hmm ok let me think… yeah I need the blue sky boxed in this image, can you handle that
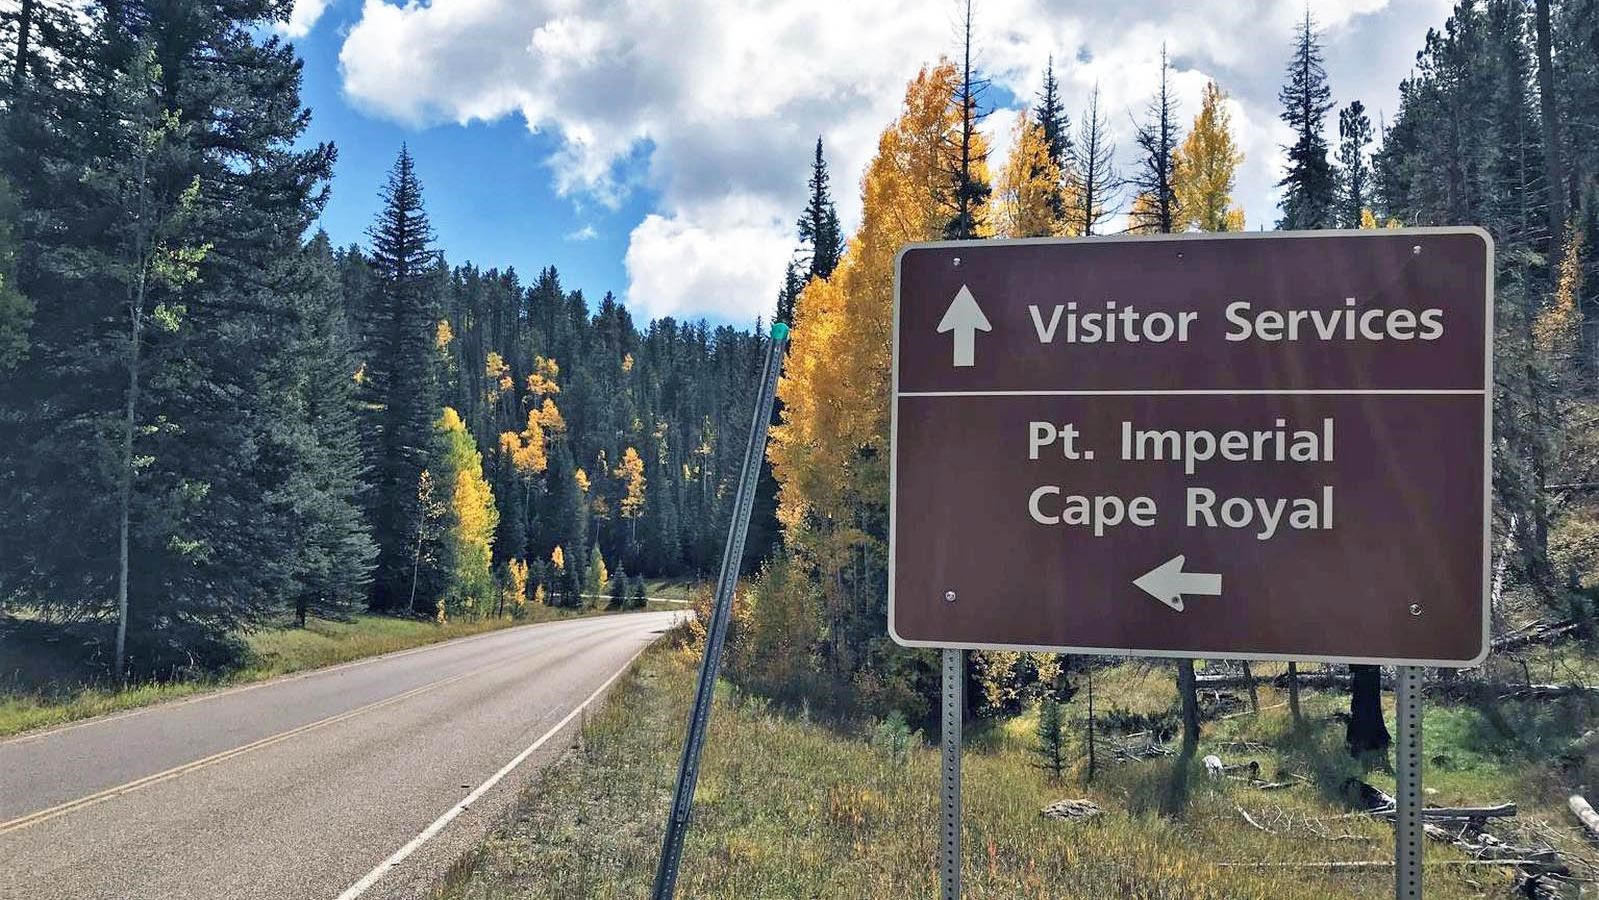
[286,0,1456,328]
[296,7,648,307]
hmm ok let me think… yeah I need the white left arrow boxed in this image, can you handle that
[936,284,992,368]
[1133,555,1223,613]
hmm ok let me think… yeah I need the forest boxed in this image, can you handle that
[745,0,1599,778]
[0,0,1596,776]
[0,0,782,680]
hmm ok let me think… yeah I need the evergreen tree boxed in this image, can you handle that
[1336,101,1374,227]
[775,259,804,326]
[1130,47,1182,234]
[0,0,341,677]
[608,564,629,610]
[630,574,647,610]
[364,146,444,613]
[1033,56,1072,223]
[1067,85,1119,236]
[0,178,29,369]
[943,0,991,240]
[1278,9,1338,229]
[796,137,843,281]
[1033,696,1066,779]
[264,234,379,627]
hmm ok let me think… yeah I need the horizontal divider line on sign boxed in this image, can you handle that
[896,388,1488,397]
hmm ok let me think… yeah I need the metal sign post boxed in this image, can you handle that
[650,322,789,900]
[941,647,963,900]
[1395,666,1424,899]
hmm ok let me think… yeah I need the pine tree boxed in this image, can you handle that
[1173,81,1245,232]
[265,233,379,628]
[0,0,341,677]
[796,137,843,281]
[364,146,444,613]
[608,564,629,610]
[943,0,991,240]
[630,574,647,609]
[1337,101,1374,228]
[0,178,29,369]
[1033,56,1073,224]
[1067,85,1119,236]
[775,259,804,326]
[1278,9,1338,229]
[1130,47,1182,234]
[1034,696,1066,779]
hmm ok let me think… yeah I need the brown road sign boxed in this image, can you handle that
[888,229,1493,666]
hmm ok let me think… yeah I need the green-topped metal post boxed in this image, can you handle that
[651,321,789,899]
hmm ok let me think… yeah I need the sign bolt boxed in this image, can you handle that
[952,257,961,267]
[1409,603,1423,616]
[1412,244,1423,255]
[944,590,957,603]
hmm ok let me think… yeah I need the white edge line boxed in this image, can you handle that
[896,389,1487,397]
[335,640,657,900]
[0,613,624,748]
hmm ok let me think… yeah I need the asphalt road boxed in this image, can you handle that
[0,611,681,899]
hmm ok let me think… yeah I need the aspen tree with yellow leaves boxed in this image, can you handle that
[1173,81,1246,232]
[772,60,973,715]
[993,112,1064,238]
[428,407,498,617]
[615,446,646,545]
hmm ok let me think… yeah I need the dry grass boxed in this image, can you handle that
[434,648,1541,900]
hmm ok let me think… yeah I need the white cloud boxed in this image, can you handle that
[338,0,1454,321]
[624,196,795,324]
[277,0,331,39]
[565,225,598,242]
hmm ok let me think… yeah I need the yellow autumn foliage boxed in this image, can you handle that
[502,557,529,611]
[993,111,1065,238]
[434,406,498,614]
[772,60,967,542]
[526,355,561,397]
[1173,82,1245,232]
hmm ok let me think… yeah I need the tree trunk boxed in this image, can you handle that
[1085,667,1096,782]
[11,0,34,87]
[1162,659,1200,816]
[295,596,307,628]
[1177,660,1200,755]
[115,313,141,683]
[1286,661,1302,724]
[1534,0,1566,247]
[1240,660,1260,713]
[1345,664,1392,767]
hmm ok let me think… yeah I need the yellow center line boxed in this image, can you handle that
[0,660,499,837]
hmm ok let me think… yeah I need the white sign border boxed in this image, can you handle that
[885,227,1495,668]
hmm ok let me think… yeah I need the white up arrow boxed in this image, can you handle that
[1133,555,1223,612]
[936,284,992,367]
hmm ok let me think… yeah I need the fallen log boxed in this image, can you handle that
[1496,683,1599,701]
[1373,802,1519,821]
[1570,794,1599,842]
[1193,671,1599,702]
[1492,620,1580,652]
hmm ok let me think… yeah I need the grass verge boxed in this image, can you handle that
[0,606,597,738]
[433,648,1549,899]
